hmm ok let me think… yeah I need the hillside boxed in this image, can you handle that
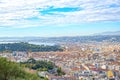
[0,42,63,52]
[0,57,41,80]
[96,31,120,35]
[0,35,120,44]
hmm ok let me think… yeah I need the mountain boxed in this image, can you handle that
[96,31,120,35]
[0,34,120,43]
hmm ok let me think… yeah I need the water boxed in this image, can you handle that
[28,42,55,46]
[0,41,55,46]
[0,42,18,44]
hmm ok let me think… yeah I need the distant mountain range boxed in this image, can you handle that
[96,31,120,35]
[0,35,120,43]
[0,31,120,43]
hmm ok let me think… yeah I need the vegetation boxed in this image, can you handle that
[0,57,43,80]
[21,58,55,71]
[0,42,63,52]
[0,57,65,80]
[57,67,65,76]
[21,58,65,76]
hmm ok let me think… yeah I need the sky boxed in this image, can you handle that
[0,0,120,37]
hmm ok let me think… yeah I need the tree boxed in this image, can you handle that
[0,42,63,52]
[57,67,65,76]
[0,57,43,80]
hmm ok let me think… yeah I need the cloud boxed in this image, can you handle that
[0,0,120,28]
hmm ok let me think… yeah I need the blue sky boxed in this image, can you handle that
[0,0,120,37]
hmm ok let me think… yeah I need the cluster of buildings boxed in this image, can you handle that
[0,51,29,62]
[29,50,120,80]
[0,42,120,80]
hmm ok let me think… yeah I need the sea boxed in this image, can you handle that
[0,41,55,46]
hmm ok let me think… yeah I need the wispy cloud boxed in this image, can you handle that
[0,0,120,28]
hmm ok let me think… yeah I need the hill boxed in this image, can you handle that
[0,42,63,52]
[0,57,41,80]
[96,31,120,36]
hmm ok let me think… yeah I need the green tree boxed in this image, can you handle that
[0,57,46,80]
[57,67,65,76]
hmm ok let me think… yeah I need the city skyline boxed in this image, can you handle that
[0,0,120,37]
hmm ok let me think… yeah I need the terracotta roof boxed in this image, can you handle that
[71,67,80,71]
